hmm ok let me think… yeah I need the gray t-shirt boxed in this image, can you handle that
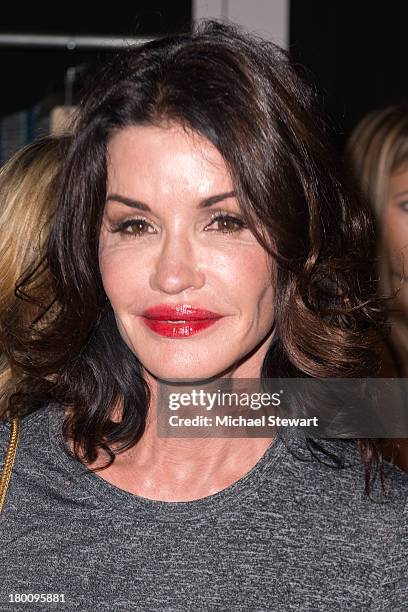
[0,403,407,611]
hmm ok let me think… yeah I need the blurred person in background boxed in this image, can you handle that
[348,104,408,470]
[0,135,70,418]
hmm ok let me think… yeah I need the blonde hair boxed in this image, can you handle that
[0,136,69,417]
[348,105,408,218]
[348,105,408,372]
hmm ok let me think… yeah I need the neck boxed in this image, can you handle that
[68,331,276,501]
[99,363,274,501]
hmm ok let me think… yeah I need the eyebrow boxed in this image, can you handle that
[392,190,408,199]
[105,191,237,211]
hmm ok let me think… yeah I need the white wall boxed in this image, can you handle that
[192,0,289,49]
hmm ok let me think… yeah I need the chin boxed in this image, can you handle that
[140,356,236,385]
[144,366,226,385]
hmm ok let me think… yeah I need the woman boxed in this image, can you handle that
[0,135,70,419]
[0,21,407,611]
[348,105,408,471]
[348,106,408,373]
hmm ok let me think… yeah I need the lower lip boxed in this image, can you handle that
[141,318,222,338]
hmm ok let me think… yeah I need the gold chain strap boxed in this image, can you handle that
[0,416,20,513]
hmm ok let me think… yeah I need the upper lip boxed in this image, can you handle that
[142,304,223,320]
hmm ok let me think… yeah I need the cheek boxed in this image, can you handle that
[227,248,274,314]
[98,245,148,308]
[382,208,408,273]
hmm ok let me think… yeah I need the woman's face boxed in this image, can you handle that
[99,123,275,382]
[382,164,408,311]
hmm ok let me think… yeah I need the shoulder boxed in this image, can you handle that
[369,483,408,609]
[281,436,408,526]
[318,439,408,606]
[279,437,408,601]
[328,439,408,510]
[285,436,408,488]
[0,405,55,463]
[0,416,12,461]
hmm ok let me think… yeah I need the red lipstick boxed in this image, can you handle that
[141,304,223,338]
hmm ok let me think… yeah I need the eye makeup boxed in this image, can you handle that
[105,209,248,239]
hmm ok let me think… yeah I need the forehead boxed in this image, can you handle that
[389,165,408,193]
[106,123,232,196]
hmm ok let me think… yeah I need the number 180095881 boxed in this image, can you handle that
[8,593,66,604]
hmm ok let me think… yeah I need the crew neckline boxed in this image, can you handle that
[47,403,285,522]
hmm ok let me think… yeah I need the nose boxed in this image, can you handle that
[149,231,205,295]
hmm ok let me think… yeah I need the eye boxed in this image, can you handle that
[205,212,247,234]
[109,218,156,238]
[399,201,408,212]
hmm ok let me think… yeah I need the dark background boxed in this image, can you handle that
[0,2,191,117]
[1,1,408,146]
[290,0,408,145]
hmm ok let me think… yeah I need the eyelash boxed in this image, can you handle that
[108,211,248,238]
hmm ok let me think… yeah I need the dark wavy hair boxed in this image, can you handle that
[4,20,389,495]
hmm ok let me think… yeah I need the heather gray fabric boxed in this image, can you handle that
[0,403,407,611]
